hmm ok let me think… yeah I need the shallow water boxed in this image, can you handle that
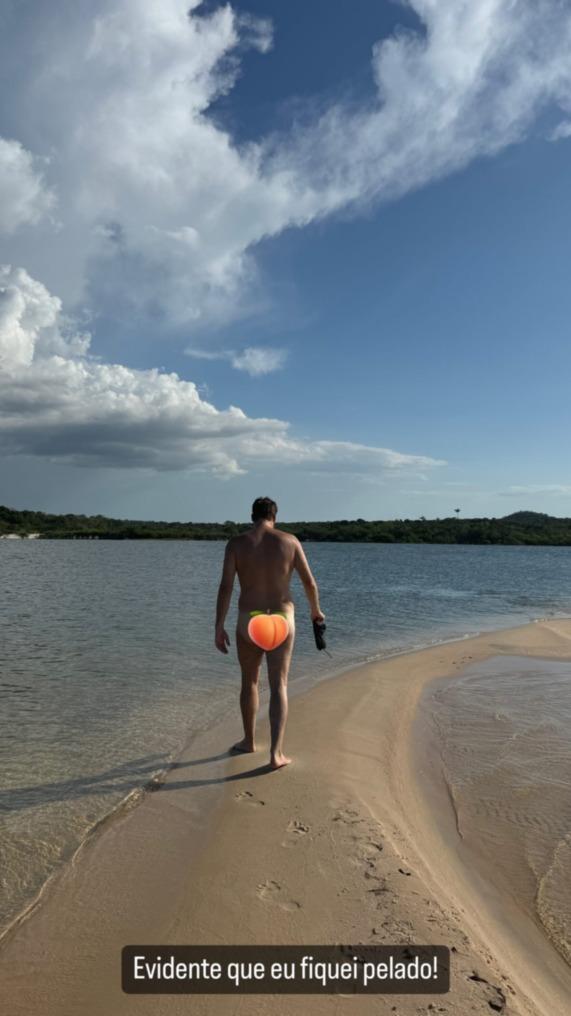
[2,539,571,934]
[427,655,571,966]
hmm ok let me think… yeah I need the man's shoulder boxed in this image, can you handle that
[228,527,298,550]
[274,528,299,548]
[227,532,246,550]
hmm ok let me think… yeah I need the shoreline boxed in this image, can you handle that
[3,611,559,944]
[2,618,571,1014]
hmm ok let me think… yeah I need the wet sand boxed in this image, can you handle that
[2,618,571,1015]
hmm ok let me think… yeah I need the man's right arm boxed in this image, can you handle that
[293,538,324,621]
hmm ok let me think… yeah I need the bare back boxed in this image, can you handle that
[233,526,297,613]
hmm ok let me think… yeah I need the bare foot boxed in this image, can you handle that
[231,739,256,754]
[270,753,292,770]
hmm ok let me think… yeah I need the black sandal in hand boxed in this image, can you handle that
[312,619,330,655]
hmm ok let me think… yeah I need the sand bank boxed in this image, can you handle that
[2,618,571,1016]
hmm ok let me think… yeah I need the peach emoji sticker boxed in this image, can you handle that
[247,611,289,650]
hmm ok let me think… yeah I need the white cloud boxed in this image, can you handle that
[549,120,571,141]
[0,265,445,477]
[0,138,56,234]
[3,1,570,488]
[231,346,287,376]
[0,265,90,370]
[231,434,445,472]
[272,0,571,214]
[185,345,287,376]
[2,1,571,330]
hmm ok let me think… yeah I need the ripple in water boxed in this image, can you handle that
[428,655,571,965]
[2,540,571,935]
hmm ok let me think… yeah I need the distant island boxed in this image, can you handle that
[2,505,571,545]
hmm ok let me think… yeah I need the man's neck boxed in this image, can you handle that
[253,519,275,530]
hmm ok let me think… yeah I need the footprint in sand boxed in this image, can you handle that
[256,880,301,912]
[281,818,310,847]
[332,808,364,826]
[287,819,309,835]
[467,971,507,1012]
[234,790,265,806]
[357,840,384,865]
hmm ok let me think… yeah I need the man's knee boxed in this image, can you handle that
[240,667,260,687]
[269,672,288,694]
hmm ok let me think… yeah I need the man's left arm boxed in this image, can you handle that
[214,539,236,654]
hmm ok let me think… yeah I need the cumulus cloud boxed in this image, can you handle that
[0,265,445,477]
[0,138,56,234]
[3,2,570,485]
[0,265,90,370]
[185,345,287,376]
[2,1,571,328]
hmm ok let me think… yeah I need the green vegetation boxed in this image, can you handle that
[2,506,571,545]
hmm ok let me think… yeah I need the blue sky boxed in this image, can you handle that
[1,0,571,522]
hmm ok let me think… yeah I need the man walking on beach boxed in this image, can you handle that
[215,497,324,770]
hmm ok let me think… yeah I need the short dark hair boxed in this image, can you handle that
[251,496,278,522]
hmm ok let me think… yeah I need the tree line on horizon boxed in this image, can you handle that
[1,505,571,546]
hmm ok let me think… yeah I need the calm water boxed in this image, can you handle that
[1,539,571,934]
[427,655,571,966]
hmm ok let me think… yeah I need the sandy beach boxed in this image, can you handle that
[2,617,571,1016]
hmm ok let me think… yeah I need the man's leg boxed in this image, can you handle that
[266,620,295,769]
[234,623,263,752]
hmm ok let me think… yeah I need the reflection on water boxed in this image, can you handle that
[428,656,571,965]
[1,539,571,933]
